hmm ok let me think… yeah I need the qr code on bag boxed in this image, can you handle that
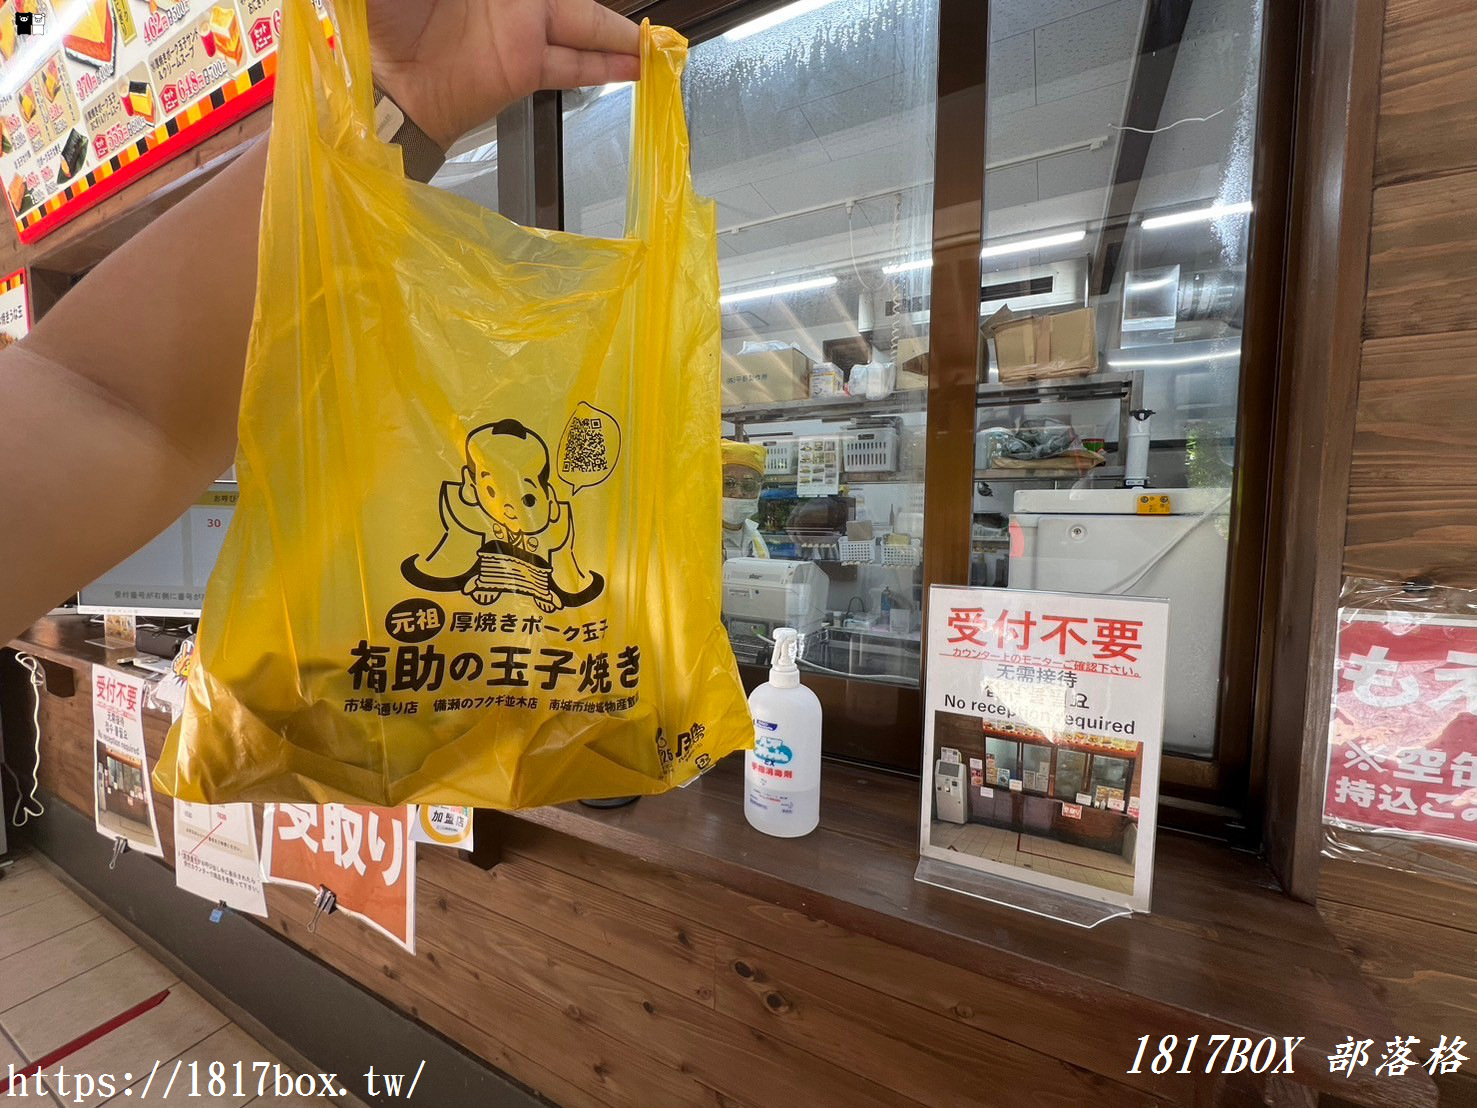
[562,416,608,473]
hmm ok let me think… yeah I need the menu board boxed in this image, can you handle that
[0,0,318,243]
[0,266,29,342]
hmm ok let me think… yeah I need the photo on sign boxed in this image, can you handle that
[95,740,155,843]
[917,586,1168,916]
[930,713,1145,899]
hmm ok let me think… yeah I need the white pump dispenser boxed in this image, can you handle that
[744,628,822,837]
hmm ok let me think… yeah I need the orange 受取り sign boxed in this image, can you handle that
[261,803,415,951]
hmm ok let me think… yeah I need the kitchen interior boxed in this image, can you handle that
[453,0,1261,766]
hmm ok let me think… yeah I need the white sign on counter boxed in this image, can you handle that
[917,586,1168,918]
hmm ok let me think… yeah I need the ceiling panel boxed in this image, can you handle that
[558,0,1268,283]
[989,0,1124,41]
[748,139,930,222]
[984,162,1040,211]
[1033,143,1116,206]
[710,184,779,229]
[1032,0,1143,106]
[988,31,1038,117]
[799,74,923,163]
[690,107,830,195]
[988,80,1129,163]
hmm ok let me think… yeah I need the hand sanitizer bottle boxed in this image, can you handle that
[745,628,822,837]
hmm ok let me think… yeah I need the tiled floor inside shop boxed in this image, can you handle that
[930,821,1134,895]
[0,851,355,1106]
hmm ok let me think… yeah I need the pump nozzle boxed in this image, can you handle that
[770,627,801,688]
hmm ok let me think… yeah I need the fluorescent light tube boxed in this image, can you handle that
[980,229,1086,259]
[1107,347,1243,369]
[1125,274,1177,293]
[724,0,840,41]
[720,275,839,306]
[880,228,1087,274]
[1141,201,1253,230]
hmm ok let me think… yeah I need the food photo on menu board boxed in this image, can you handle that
[0,0,324,243]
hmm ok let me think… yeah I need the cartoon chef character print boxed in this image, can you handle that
[401,420,604,611]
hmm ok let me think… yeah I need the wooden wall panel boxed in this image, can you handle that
[1343,484,1477,586]
[1345,330,1477,584]
[1375,0,1477,185]
[1329,1,1477,1104]
[1320,899,1477,1108]
[1351,332,1477,477]
[1364,170,1477,340]
[710,937,1156,1108]
[496,824,1196,1105]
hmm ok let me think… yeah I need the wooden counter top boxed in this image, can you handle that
[10,614,1437,1107]
[12,612,144,672]
[512,760,1437,1108]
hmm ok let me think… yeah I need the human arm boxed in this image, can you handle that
[0,0,639,642]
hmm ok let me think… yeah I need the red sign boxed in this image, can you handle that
[1324,611,1477,848]
[249,16,274,53]
[261,804,416,951]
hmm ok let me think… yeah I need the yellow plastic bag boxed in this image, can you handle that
[153,0,751,807]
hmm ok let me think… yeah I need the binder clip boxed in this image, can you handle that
[209,900,229,925]
[307,885,337,933]
[109,837,129,870]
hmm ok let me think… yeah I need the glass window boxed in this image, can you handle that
[974,0,1265,758]
[1053,747,1087,800]
[985,737,1019,784]
[1020,743,1051,793]
[562,0,939,689]
[431,122,498,210]
[1089,754,1133,806]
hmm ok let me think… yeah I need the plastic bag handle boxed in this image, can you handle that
[276,1,698,244]
[625,22,699,243]
[275,0,379,157]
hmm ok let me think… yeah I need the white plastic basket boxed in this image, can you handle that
[842,427,899,473]
[754,437,798,476]
[837,539,876,564]
[880,541,922,567]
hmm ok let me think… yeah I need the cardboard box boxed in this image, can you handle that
[810,362,847,397]
[896,336,928,367]
[983,305,1098,384]
[722,348,811,406]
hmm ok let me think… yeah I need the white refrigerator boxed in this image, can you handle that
[1008,487,1232,757]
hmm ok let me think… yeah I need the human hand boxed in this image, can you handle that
[367,0,641,152]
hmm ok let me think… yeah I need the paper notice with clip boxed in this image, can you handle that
[174,800,268,917]
[91,665,164,859]
[261,804,416,952]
